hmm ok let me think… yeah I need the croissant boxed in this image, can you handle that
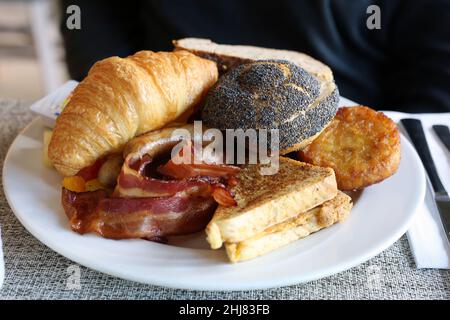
[49,50,218,176]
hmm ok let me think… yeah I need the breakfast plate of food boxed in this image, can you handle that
[3,39,425,290]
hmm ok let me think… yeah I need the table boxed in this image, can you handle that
[0,100,449,300]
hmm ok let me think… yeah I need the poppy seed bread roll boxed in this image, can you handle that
[201,60,339,153]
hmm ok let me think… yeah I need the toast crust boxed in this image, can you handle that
[206,157,337,248]
[226,191,352,262]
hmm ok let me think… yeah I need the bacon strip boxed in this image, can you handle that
[62,189,217,239]
[212,187,237,207]
[114,153,240,202]
[116,171,212,197]
[61,135,240,240]
[157,160,241,179]
[76,157,107,181]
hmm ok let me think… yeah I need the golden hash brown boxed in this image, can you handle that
[298,106,401,191]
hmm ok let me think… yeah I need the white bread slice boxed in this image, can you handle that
[206,157,337,249]
[225,191,352,263]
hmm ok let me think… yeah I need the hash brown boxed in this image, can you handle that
[298,106,401,191]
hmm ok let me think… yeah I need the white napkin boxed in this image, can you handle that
[384,112,450,269]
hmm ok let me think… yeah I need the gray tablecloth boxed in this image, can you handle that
[0,100,449,300]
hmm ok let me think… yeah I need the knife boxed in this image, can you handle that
[432,125,450,152]
[401,119,450,245]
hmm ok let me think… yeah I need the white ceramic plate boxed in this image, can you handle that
[3,113,425,291]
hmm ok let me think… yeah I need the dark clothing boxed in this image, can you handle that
[60,0,450,112]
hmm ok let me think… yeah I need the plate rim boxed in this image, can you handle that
[2,117,426,291]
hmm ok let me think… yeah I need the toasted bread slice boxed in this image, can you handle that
[173,38,333,82]
[206,157,337,249]
[225,191,352,262]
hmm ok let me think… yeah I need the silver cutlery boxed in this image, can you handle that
[433,125,450,152]
[401,118,450,245]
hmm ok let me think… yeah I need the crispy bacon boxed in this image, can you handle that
[157,160,241,179]
[212,187,237,206]
[116,171,212,197]
[62,137,241,240]
[76,157,106,181]
[62,189,217,239]
[115,155,223,198]
[114,154,240,200]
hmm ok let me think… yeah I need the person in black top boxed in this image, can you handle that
[60,0,450,113]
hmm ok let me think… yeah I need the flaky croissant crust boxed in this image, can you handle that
[49,50,218,176]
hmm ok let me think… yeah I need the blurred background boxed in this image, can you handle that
[0,0,449,111]
[0,0,68,100]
